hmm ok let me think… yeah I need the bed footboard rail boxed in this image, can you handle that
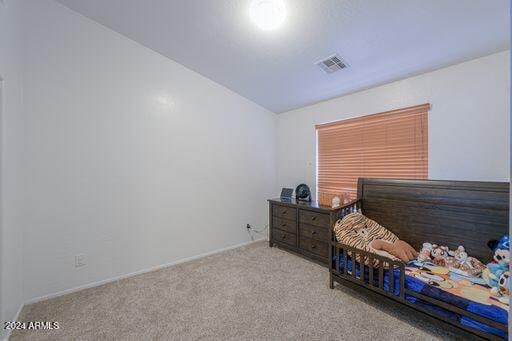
[330,242,406,301]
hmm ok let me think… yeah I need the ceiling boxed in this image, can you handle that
[56,0,510,113]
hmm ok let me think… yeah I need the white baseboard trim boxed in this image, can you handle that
[25,238,265,306]
[2,303,24,341]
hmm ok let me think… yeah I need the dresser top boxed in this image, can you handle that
[268,198,342,212]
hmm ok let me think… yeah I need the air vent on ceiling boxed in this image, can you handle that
[315,54,348,74]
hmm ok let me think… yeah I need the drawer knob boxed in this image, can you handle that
[281,223,287,227]
[311,216,317,221]
[281,234,286,239]
[311,230,316,235]
[311,244,317,249]
[282,210,287,215]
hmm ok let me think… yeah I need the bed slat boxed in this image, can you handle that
[351,251,356,278]
[389,264,394,295]
[378,262,383,289]
[360,254,365,282]
[343,249,348,275]
[368,255,374,286]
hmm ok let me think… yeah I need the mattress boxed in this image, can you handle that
[336,253,508,339]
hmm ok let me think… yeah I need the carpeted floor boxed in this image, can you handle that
[11,241,462,341]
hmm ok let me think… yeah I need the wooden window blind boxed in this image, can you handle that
[316,104,429,200]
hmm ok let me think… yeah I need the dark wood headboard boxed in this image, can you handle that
[357,178,509,263]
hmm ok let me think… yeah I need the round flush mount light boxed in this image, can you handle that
[249,0,286,31]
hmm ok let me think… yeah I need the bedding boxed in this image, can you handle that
[336,252,508,338]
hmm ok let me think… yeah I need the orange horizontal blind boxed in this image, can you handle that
[316,104,429,199]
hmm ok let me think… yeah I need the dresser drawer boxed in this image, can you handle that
[273,229,297,247]
[272,204,297,221]
[272,216,296,234]
[299,223,329,242]
[299,236,328,258]
[299,210,330,228]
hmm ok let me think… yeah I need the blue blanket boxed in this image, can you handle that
[336,253,508,338]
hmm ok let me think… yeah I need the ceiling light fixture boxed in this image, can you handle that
[249,0,286,31]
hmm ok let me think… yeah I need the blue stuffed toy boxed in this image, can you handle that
[482,235,510,303]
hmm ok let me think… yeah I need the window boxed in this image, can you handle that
[316,104,429,201]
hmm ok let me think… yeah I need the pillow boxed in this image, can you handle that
[334,212,399,262]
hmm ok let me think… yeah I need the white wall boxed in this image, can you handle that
[0,0,25,338]
[19,0,276,301]
[276,51,510,195]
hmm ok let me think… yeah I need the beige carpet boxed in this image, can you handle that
[11,241,462,341]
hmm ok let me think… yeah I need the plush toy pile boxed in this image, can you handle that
[415,235,510,305]
[417,243,486,275]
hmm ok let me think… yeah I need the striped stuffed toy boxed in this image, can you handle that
[334,212,400,265]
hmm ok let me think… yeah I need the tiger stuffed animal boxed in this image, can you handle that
[334,212,417,265]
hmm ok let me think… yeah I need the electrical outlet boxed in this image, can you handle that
[75,254,86,268]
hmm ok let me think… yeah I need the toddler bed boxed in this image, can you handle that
[329,179,509,340]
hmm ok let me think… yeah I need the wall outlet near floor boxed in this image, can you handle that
[75,254,86,268]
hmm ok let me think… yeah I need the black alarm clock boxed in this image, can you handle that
[295,184,311,202]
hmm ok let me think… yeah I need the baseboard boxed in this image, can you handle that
[25,238,266,305]
[2,303,24,341]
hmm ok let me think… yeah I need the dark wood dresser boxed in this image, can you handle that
[268,198,341,264]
